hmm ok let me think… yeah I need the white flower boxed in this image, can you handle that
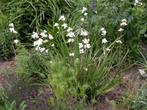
[84,44,91,49]
[54,23,59,29]
[118,28,124,32]
[67,38,74,43]
[69,53,75,57]
[45,49,48,53]
[84,13,88,16]
[100,27,107,36]
[106,48,111,52]
[120,22,127,26]
[40,30,47,38]
[9,27,18,34]
[83,67,88,71]
[50,61,53,64]
[62,23,67,29]
[134,0,139,5]
[79,43,84,48]
[39,47,45,53]
[101,31,107,36]
[80,29,89,36]
[138,69,147,77]
[43,40,48,43]
[48,34,54,40]
[51,43,55,47]
[9,23,14,27]
[33,38,43,46]
[121,19,127,23]
[120,19,128,26]
[9,23,18,33]
[80,48,84,54]
[14,39,19,44]
[82,38,90,44]
[54,23,59,27]
[139,2,143,5]
[82,7,87,13]
[66,32,75,38]
[67,27,73,32]
[134,0,143,6]
[102,38,108,44]
[35,47,45,53]
[59,15,66,21]
[100,27,105,31]
[81,18,85,22]
[32,32,39,39]
[116,40,122,44]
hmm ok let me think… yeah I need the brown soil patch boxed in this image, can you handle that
[93,66,146,110]
[0,60,14,69]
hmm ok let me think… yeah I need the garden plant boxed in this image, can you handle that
[0,0,147,110]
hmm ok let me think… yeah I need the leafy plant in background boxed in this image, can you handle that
[0,11,17,60]
[0,0,78,60]
[87,0,147,60]
[1,0,146,61]
[2,0,77,46]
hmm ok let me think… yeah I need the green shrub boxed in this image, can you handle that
[13,6,128,102]
[29,12,128,101]
[88,0,147,60]
[47,51,121,101]
[3,0,77,45]
[0,11,16,60]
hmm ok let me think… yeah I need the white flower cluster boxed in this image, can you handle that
[59,15,66,21]
[32,13,91,56]
[100,27,111,54]
[53,15,76,56]
[117,18,128,44]
[9,23,18,34]
[14,39,19,44]
[80,28,89,36]
[81,7,88,22]
[134,0,143,6]
[69,52,75,57]
[68,8,90,56]
[118,19,128,32]
[66,30,75,43]
[120,19,128,27]
[100,27,107,36]
[32,30,54,53]
[54,15,67,29]
[53,15,75,44]
[78,28,91,54]
[9,23,19,44]
[102,38,108,44]
[100,27,108,44]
